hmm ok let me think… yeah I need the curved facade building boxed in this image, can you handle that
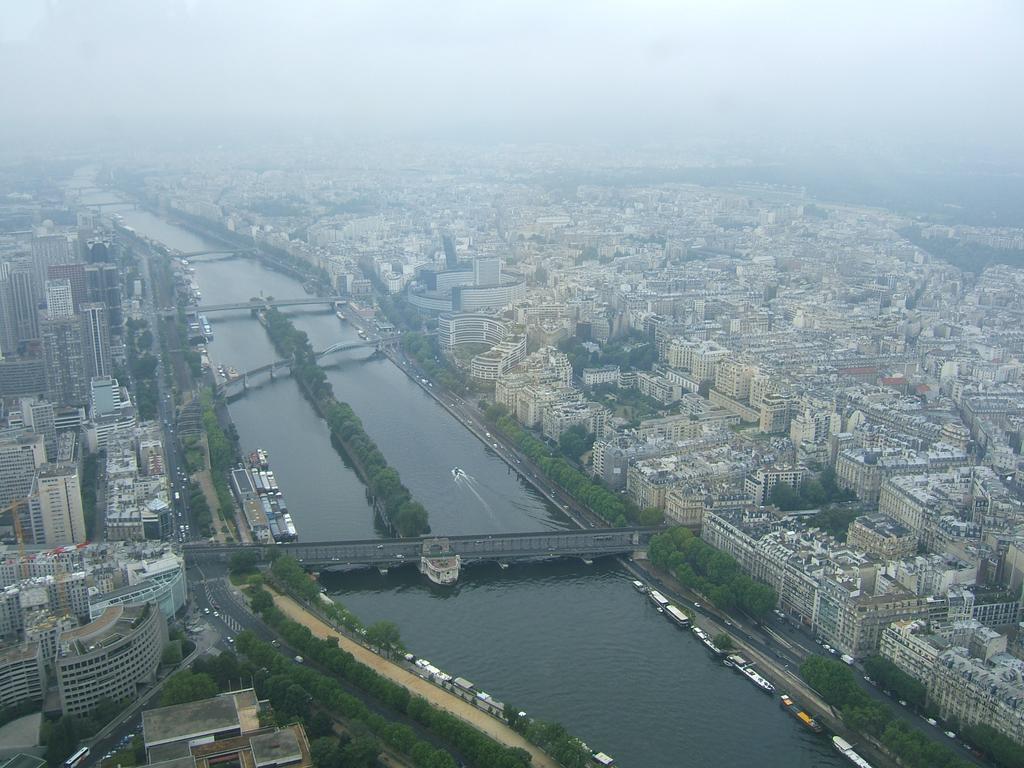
[57,603,167,716]
[438,313,511,351]
[453,281,526,312]
[470,333,528,381]
[88,553,187,621]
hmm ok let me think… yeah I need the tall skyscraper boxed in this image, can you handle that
[10,260,40,345]
[45,279,75,319]
[81,303,111,380]
[28,463,86,545]
[84,263,122,332]
[0,430,46,509]
[0,262,15,358]
[41,315,88,406]
[31,233,75,300]
[47,262,87,311]
[442,234,457,269]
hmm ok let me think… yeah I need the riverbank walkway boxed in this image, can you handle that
[270,591,560,768]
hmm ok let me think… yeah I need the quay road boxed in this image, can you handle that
[185,528,656,570]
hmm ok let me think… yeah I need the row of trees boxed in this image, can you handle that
[403,332,467,393]
[200,388,237,530]
[80,452,99,533]
[267,555,365,633]
[861,655,927,710]
[648,527,777,620]
[263,309,430,536]
[960,724,1024,768]
[123,317,159,419]
[241,589,534,768]
[186,478,212,537]
[484,405,662,527]
[800,656,969,768]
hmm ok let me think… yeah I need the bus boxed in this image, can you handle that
[65,747,90,768]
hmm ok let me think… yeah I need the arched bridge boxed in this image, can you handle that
[216,335,401,395]
[185,527,657,580]
[194,296,347,313]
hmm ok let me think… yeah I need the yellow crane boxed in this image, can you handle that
[2,498,30,581]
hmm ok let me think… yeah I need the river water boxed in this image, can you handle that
[80,187,844,768]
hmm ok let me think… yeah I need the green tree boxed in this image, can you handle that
[161,641,183,666]
[558,425,595,463]
[714,633,735,652]
[365,621,404,659]
[229,549,261,575]
[160,670,218,706]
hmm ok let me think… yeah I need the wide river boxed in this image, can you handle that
[81,186,844,767]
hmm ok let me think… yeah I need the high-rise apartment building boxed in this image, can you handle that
[40,315,88,405]
[9,261,39,345]
[81,303,110,380]
[28,463,86,545]
[84,263,122,331]
[31,233,74,297]
[0,431,46,509]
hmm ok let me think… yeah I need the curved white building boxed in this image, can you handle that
[438,313,511,351]
[470,332,528,381]
[57,603,167,716]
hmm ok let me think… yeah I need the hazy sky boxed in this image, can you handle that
[1,0,1021,157]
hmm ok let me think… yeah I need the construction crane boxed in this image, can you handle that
[2,498,30,581]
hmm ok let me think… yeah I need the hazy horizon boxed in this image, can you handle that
[1,0,1021,165]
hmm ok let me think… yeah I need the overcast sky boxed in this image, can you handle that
[1,0,1021,159]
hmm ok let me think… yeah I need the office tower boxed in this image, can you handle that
[84,263,122,331]
[9,261,40,344]
[81,303,110,380]
[45,279,75,319]
[47,263,87,311]
[28,463,85,545]
[0,431,46,509]
[89,375,121,417]
[442,234,457,269]
[31,233,75,299]
[0,262,14,357]
[41,316,88,405]
[20,398,57,460]
[473,255,501,286]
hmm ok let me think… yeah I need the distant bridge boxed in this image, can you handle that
[194,296,346,313]
[185,528,656,580]
[216,335,401,395]
[85,200,136,210]
[178,248,257,260]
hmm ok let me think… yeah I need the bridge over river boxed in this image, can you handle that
[216,334,401,396]
[186,527,656,583]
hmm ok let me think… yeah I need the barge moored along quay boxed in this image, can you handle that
[231,448,298,543]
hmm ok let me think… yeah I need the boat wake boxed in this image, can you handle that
[452,467,494,515]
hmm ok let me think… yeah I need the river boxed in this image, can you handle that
[77,183,845,768]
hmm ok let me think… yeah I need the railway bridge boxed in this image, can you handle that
[185,527,656,583]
